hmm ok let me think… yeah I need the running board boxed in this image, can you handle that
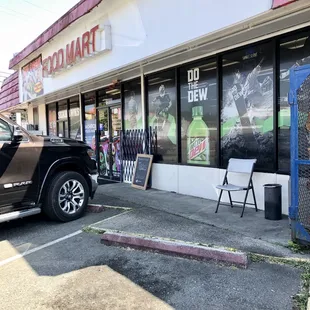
[0,208,41,223]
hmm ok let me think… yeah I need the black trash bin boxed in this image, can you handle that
[263,184,282,220]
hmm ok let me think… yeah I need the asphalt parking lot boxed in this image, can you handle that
[0,196,303,310]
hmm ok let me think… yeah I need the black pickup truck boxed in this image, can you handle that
[0,113,98,223]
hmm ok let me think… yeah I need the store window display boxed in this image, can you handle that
[180,59,218,166]
[147,70,177,163]
[83,92,96,150]
[69,96,81,140]
[47,103,57,136]
[124,79,143,130]
[221,43,274,170]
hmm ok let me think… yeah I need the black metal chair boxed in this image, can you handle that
[215,158,258,217]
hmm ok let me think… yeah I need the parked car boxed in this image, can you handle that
[0,113,98,223]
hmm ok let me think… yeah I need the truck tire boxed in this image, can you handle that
[43,171,89,222]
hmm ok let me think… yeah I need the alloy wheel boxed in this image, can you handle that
[58,179,85,214]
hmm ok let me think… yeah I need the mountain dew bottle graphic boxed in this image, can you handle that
[187,105,210,165]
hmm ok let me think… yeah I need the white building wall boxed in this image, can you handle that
[25,103,46,134]
[38,103,46,135]
[27,104,34,125]
[152,164,290,215]
[152,164,179,193]
[178,166,221,201]
[15,113,22,126]
[19,0,272,102]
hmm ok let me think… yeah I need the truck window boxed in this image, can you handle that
[0,119,12,141]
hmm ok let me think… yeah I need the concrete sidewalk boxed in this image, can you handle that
[91,183,305,259]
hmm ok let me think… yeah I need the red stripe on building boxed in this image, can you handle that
[272,0,297,9]
[0,72,19,111]
[9,0,102,69]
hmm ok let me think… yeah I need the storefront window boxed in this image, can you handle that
[57,100,68,138]
[279,32,310,171]
[98,85,121,107]
[180,59,218,166]
[124,79,143,130]
[83,91,96,150]
[47,103,57,136]
[33,107,39,127]
[221,43,274,170]
[69,96,81,140]
[147,70,177,163]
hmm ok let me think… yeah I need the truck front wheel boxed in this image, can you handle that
[43,171,89,222]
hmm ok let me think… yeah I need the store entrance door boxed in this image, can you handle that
[58,120,68,138]
[97,106,122,181]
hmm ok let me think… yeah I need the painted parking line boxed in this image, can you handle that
[89,210,132,227]
[0,230,82,267]
[0,209,131,268]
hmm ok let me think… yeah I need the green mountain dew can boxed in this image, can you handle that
[187,105,210,165]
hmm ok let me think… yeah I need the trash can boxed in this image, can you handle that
[263,184,282,220]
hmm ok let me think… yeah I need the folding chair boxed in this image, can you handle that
[215,158,258,218]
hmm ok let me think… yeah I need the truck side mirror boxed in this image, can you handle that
[12,125,23,144]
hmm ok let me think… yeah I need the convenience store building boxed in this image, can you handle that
[3,0,310,215]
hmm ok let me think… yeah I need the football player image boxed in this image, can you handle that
[127,91,138,129]
[151,84,172,131]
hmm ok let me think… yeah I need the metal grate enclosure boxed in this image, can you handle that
[290,64,310,243]
[297,75,310,230]
[121,127,157,183]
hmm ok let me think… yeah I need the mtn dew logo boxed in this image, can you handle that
[186,67,210,165]
[188,137,209,162]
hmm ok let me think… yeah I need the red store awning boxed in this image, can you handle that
[0,72,19,111]
[272,0,297,9]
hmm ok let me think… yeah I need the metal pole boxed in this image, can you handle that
[78,92,84,141]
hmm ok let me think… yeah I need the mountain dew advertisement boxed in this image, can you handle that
[221,45,274,170]
[148,72,177,162]
[180,60,218,166]
[186,68,210,165]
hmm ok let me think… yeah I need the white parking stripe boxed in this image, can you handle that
[90,210,132,227]
[0,230,82,267]
[0,210,131,268]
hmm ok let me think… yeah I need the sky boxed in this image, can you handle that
[0,0,80,78]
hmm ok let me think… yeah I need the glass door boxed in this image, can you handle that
[58,120,68,138]
[97,108,110,178]
[97,106,122,180]
[110,106,122,180]
[58,100,69,138]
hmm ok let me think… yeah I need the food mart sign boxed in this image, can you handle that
[272,0,297,9]
[42,24,111,77]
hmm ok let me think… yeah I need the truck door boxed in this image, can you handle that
[0,118,39,208]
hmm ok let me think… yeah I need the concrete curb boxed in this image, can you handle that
[87,204,106,213]
[101,231,248,268]
[87,204,132,213]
